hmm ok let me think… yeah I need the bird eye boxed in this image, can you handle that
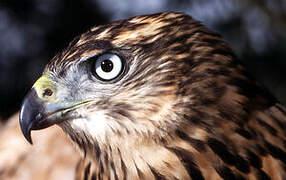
[93,53,123,81]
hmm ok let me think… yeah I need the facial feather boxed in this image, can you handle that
[19,12,286,179]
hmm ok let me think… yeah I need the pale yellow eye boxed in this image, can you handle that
[94,53,123,81]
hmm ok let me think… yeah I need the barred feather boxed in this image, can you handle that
[29,12,286,179]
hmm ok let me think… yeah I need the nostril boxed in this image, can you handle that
[43,88,53,97]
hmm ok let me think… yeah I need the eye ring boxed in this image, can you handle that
[92,53,124,81]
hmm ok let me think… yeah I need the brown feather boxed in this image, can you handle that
[21,12,286,179]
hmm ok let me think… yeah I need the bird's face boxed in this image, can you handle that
[20,13,189,149]
[20,12,234,154]
[19,12,286,179]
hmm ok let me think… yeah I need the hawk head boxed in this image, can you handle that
[20,12,283,179]
[22,12,229,147]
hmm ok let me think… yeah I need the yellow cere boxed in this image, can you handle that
[33,74,57,102]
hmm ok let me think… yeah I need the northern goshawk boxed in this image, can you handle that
[20,12,286,179]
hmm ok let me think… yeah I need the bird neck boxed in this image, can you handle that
[75,136,194,180]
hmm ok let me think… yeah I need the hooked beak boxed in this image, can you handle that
[19,74,92,144]
[19,75,70,144]
[20,88,52,144]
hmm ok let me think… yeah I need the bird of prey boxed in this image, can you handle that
[19,12,286,180]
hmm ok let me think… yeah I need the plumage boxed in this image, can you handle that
[0,113,80,180]
[19,12,286,179]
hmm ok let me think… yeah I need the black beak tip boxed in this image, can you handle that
[25,133,33,145]
[19,87,56,145]
[19,88,41,145]
[19,107,34,145]
[20,122,33,145]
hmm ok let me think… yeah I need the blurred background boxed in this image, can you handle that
[0,0,285,119]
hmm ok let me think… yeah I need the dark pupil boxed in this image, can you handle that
[101,59,113,72]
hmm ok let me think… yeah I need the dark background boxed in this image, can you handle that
[0,0,286,119]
